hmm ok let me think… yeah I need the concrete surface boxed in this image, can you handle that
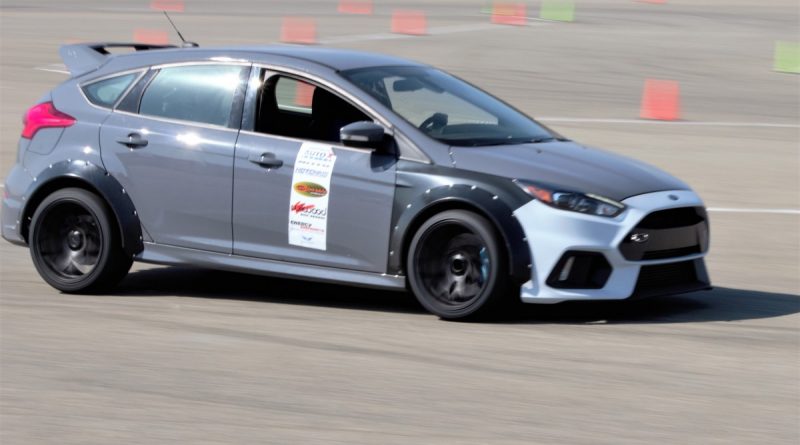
[1,1,798,443]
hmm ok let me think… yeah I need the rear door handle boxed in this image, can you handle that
[116,133,148,148]
[249,152,283,169]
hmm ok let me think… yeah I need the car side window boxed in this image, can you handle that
[275,77,315,115]
[82,72,139,108]
[253,72,371,143]
[139,65,246,127]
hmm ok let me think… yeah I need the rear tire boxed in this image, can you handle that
[407,210,510,320]
[29,188,132,293]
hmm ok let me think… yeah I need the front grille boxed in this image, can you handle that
[619,206,709,261]
[637,207,706,229]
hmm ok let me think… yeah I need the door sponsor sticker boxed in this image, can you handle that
[293,181,328,198]
[288,142,337,250]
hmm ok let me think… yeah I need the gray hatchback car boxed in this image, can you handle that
[2,43,711,319]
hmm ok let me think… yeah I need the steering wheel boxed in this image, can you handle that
[419,112,448,132]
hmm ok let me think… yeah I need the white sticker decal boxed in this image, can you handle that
[288,142,337,250]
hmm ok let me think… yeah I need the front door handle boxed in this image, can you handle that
[116,133,148,149]
[249,152,283,169]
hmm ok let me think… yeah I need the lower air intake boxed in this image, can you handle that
[546,251,611,289]
[631,259,711,299]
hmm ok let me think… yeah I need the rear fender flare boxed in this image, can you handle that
[20,160,143,257]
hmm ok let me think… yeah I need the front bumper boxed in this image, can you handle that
[513,190,710,304]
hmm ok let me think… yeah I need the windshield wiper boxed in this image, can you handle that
[489,136,557,145]
[518,136,559,144]
[441,136,568,147]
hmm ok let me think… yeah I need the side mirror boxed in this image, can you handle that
[340,121,387,149]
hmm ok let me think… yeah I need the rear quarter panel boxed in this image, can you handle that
[23,78,111,179]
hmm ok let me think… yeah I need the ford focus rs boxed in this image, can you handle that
[1,43,711,319]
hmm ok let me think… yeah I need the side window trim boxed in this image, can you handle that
[115,69,158,114]
[227,64,252,130]
[79,69,146,110]
[240,67,265,132]
[111,71,146,109]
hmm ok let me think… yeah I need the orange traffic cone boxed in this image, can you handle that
[280,17,317,45]
[294,81,315,107]
[491,2,527,26]
[640,79,680,121]
[150,0,185,12]
[133,29,169,45]
[338,0,373,15]
[391,10,427,35]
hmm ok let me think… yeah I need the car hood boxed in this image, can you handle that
[450,141,690,201]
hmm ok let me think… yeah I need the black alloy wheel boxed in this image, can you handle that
[407,210,509,320]
[29,188,132,293]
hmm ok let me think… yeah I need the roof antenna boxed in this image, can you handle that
[163,11,199,48]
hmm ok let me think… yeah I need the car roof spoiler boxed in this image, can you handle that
[59,42,178,76]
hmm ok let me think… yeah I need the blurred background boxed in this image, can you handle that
[1,1,798,444]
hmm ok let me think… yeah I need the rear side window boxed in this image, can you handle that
[139,65,247,127]
[82,73,138,108]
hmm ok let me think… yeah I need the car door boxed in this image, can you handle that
[100,63,250,253]
[232,69,397,273]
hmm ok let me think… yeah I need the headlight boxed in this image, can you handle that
[514,180,625,218]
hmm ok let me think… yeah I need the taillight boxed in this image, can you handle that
[21,102,75,139]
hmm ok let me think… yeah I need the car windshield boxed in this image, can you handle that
[341,66,557,147]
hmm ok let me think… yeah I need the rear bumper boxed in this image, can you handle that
[1,164,33,246]
[513,190,710,304]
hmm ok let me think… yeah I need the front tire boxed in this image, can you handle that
[29,188,132,293]
[407,210,510,320]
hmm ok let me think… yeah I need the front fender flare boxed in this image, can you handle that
[389,182,532,282]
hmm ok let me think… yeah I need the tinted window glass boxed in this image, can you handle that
[82,73,138,108]
[275,77,315,115]
[253,73,370,143]
[342,66,555,147]
[139,65,246,126]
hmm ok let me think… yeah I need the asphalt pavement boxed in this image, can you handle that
[1,1,798,443]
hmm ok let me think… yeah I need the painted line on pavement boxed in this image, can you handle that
[34,63,69,75]
[707,207,800,215]
[538,117,799,129]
